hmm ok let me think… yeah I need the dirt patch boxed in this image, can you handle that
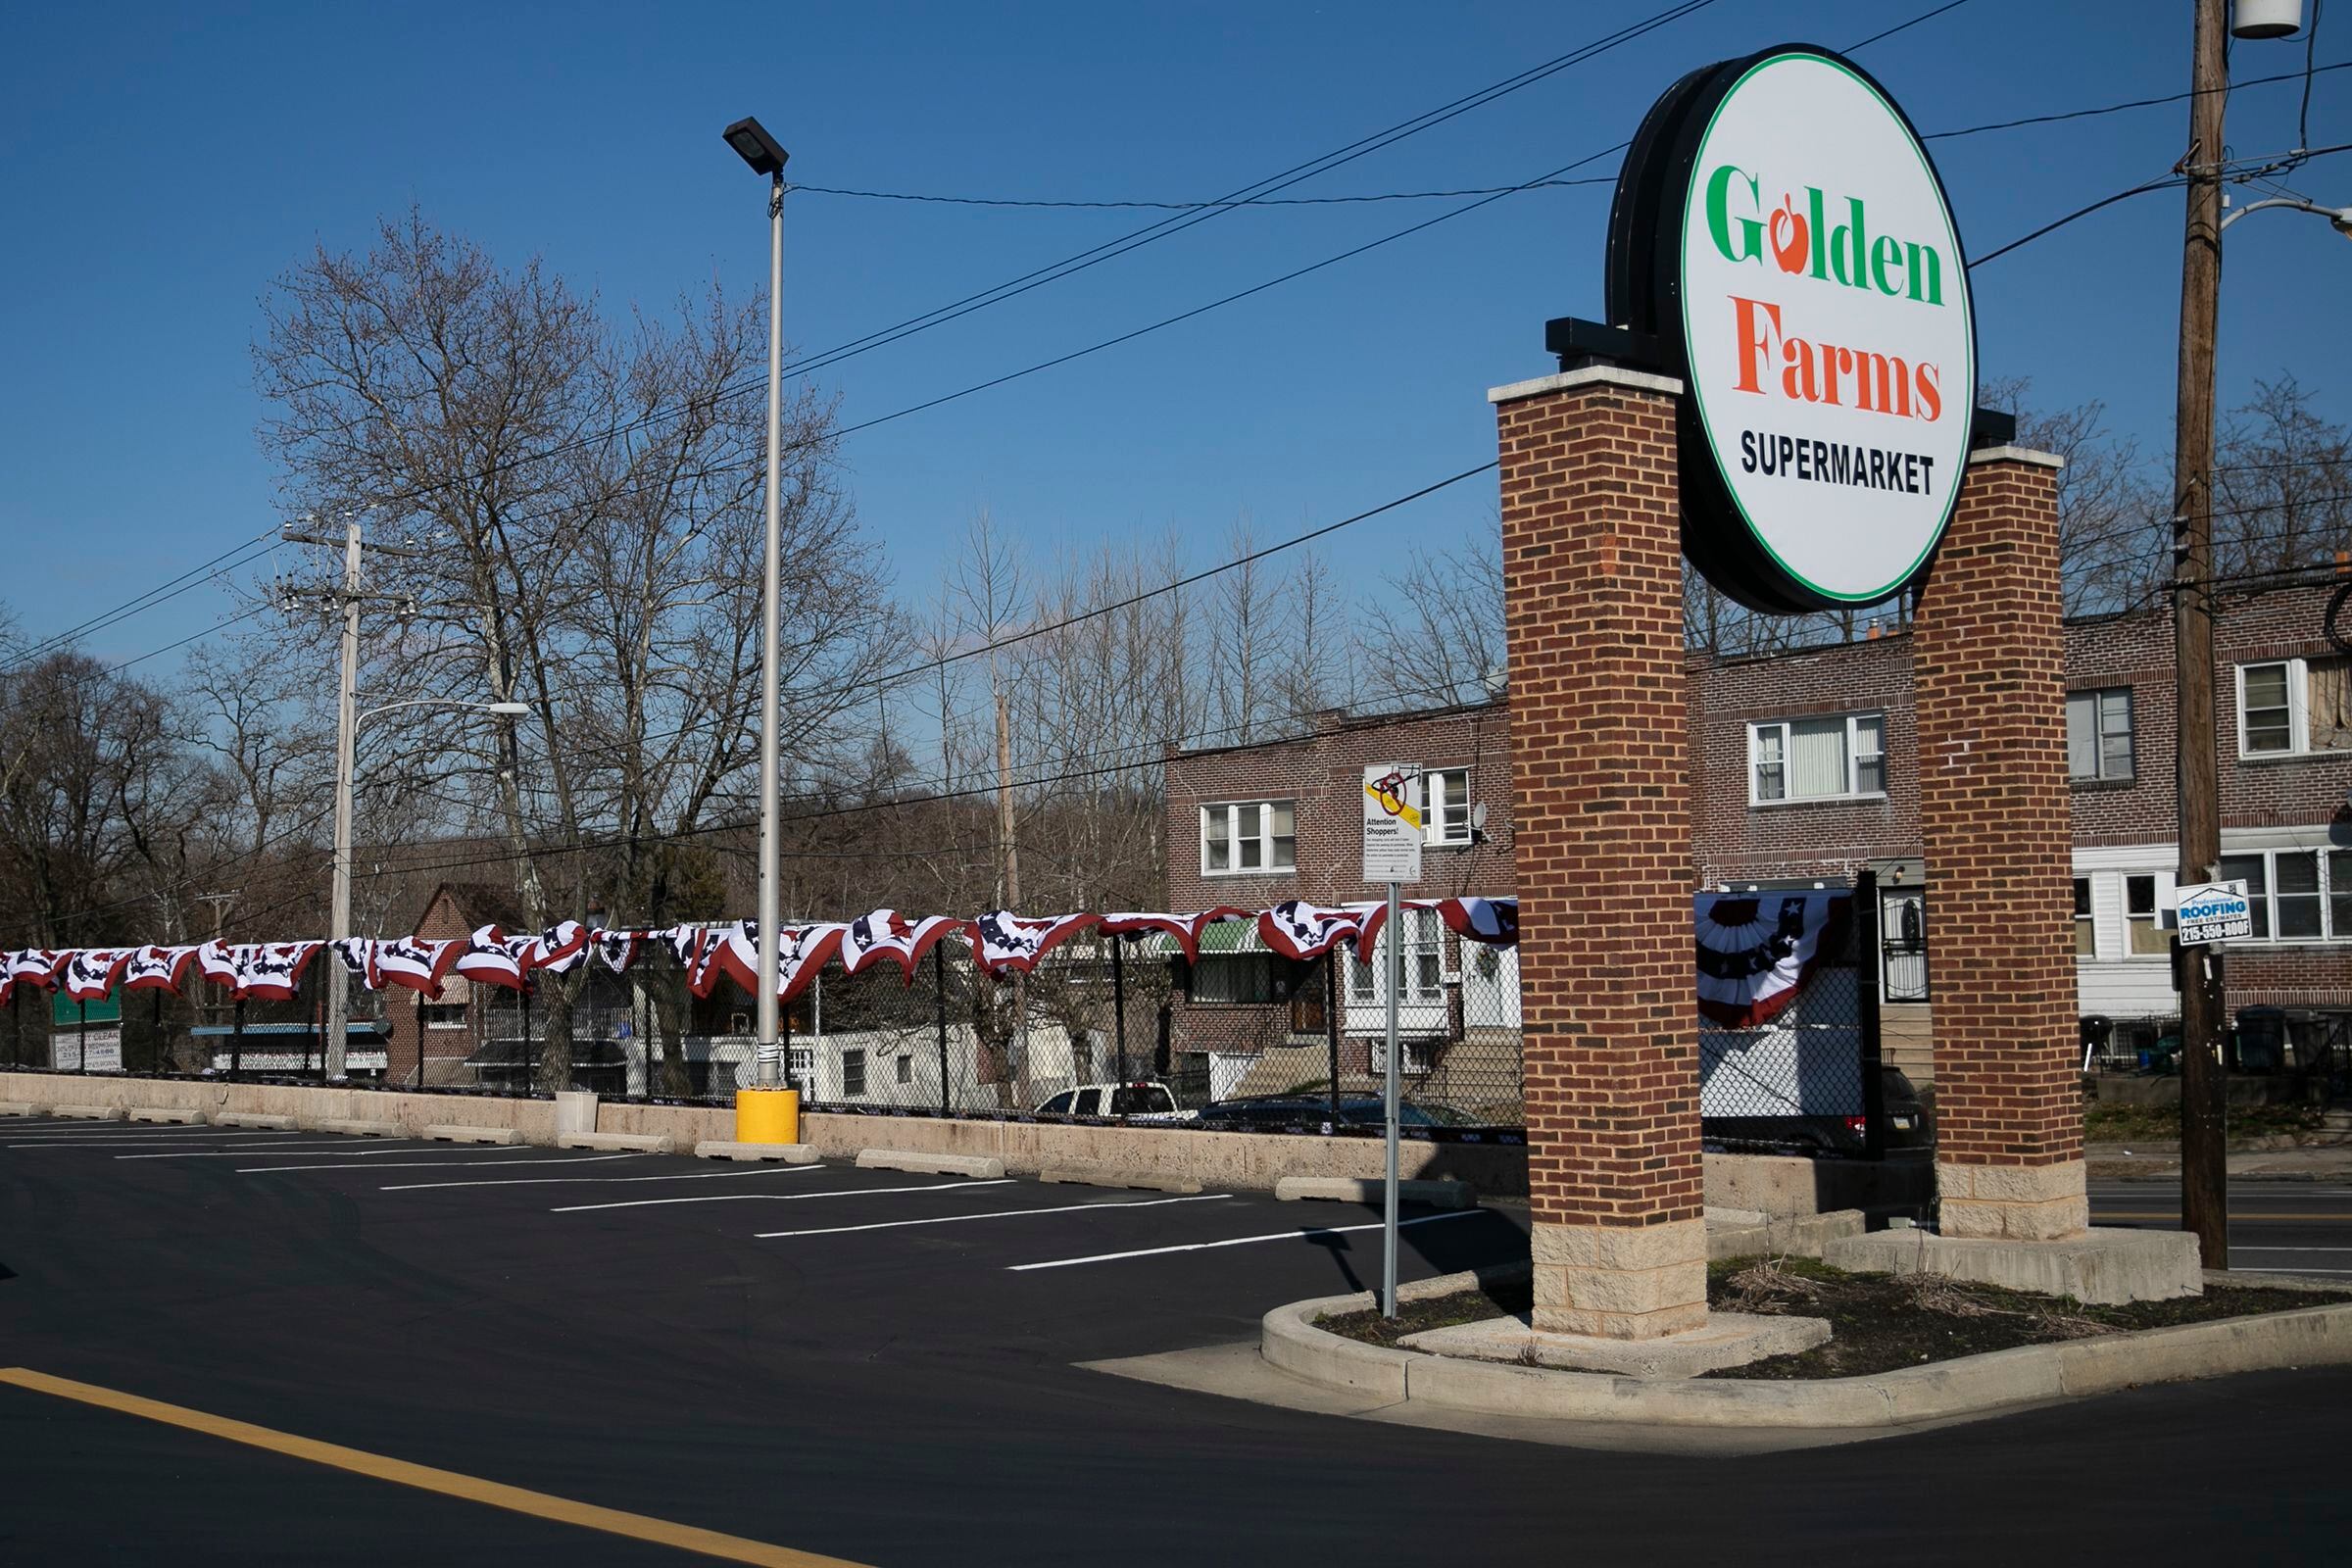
[1313,1258,2347,1379]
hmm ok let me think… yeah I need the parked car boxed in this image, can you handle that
[1192,1095,1469,1131]
[1033,1081,1193,1121]
[1701,1065,1931,1157]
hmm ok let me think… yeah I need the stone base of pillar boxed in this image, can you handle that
[1824,1226,2203,1306]
[1936,1158,2089,1242]
[1531,1216,1709,1340]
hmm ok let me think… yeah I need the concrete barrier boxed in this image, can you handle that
[0,1102,45,1117]
[52,1104,124,1121]
[1039,1165,1203,1194]
[126,1107,208,1125]
[693,1141,818,1164]
[1274,1176,1476,1209]
[422,1125,524,1147]
[214,1112,297,1131]
[557,1131,674,1154]
[307,1118,401,1138]
[856,1149,1005,1179]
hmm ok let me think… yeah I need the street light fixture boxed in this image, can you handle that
[2220,194,2352,236]
[726,112,791,1094]
[323,696,531,1082]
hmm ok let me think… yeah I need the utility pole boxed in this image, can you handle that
[2171,0,2229,1270]
[281,517,419,1082]
[994,680,1026,1101]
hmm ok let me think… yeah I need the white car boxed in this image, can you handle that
[1034,1081,1195,1122]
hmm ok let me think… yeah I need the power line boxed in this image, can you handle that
[1925,59,2350,141]
[0,530,278,676]
[1846,0,1976,52]
[787,175,1619,211]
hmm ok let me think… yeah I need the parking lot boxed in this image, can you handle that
[7,1114,2352,1566]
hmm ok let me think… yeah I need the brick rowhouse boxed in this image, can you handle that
[1492,366,1706,1339]
[1912,448,2088,1241]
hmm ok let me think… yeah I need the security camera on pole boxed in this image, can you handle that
[1361,762,1425,1318]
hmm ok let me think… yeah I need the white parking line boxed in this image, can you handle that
[114,1143,445,1160]
[756,1193,1238,1240]
[382,1164,829,1193]
[2241,1266,2352,1274]
[2230,1246,2352,1252]
[239,1153,645,1174]
[3,1125,267,1137]
[7,1138,299,1150]
[553,1178,1014,1214]
[1006,1208,1488,1271]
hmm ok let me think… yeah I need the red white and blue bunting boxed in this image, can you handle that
[1693,892,1852,1029]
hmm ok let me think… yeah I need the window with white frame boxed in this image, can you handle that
[2073,878,2095,957]
[895,1054,912,1086]
[2216,849,2352,942]
[419,1003,467,1031]
[2067,688,2134,781]
[1748,713,1886,805]
[1200,800,1296,875]
[2238,658,2352,757]
[1423,767,1473,846]
[1348,908,1446,1004]
[2124,874,2171,956]
[841,1049,867,1099]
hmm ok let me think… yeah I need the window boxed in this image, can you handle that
[2218,849,2352,943]
[1191,954,1278,1004]
[1039,1090,1075,1114]
[1424,767,1473,845]
[2124,875,2171,956]
[1200,800,1296,875]
[2238,658,2352,757]
[419,1003,466,1030]
[1072,1088,1104,1116]
[2073,878,2095,957]
[841,1049,866,1100]
[1348,909,1446,1004]
[1748,713,1886,804]
[2067,688,2134,781]
[895,1054,912,1087]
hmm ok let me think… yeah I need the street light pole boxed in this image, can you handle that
[327,515,363,1082]
[724,115,792,1091]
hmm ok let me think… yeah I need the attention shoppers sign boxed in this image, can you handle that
[1608,45,1976,612]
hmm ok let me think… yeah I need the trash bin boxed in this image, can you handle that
[2234,1006,2286,1074]
[2079,1014,2114,1069]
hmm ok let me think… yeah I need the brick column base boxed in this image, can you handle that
[1913,447,2086,1244]
[1493,366,1706,1342]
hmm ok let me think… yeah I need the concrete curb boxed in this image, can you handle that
[857,1149,1005,1179]
[421,1125,524,1147]
[1039,1165,1204,1194]
[126,1107,208,1125]
[0,1102,45,1117]
[1274,1176,1476,1209]
[1261,1288,2352,1430]
[214,1112,297,1131]
[307,1117,401,1138]
[1708,1208,1865,1261]
[693,1141,819,1164]
[52,1104,124,1121]
[558,1131,674,1154]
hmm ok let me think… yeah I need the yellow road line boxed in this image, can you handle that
[2090,1212,2347,1223]
[0,1368,868,1568]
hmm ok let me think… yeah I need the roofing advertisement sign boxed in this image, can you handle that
[2175,880,2252,946]
[1607,45,1976,612]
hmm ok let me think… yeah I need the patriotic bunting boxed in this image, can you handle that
[195,941,242,991]
[967,911,1099,975]
[595,929,645,973]
[838,909,963,979]
[453,926,535,992]
[1693,892,1851,1029]
[1097,908,1250,962]
[61,948,135,1002]
[1438,897,1519,947]
[371,937,465,998]
[529,920,590,975]
[122,945,203,994]
[236,942,320,1003]
[1256,901,1366,960]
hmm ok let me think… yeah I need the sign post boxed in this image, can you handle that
[1362,764,1424,1318]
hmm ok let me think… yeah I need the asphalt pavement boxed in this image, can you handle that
[2091,1176,2352,1274]
[5,1116,2352,1566]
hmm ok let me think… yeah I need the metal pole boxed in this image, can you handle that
[755,170,787,1089]
[1382,881,1401,1318]
[1856,870,1887,1160]
[2172,0,2229,1272]
[1110,940,1127,1083]
[78,997,88,1076]
[230,999,244,1078]
[153,988,165,1076]
[520,985,534,1096]
[1326,950,1343,1130]
[325,514,362,1082]
[934,945,952,1114]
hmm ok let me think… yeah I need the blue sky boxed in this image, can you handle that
[1,0,2345,664]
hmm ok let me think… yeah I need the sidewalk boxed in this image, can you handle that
[2087,1142,2352,1182]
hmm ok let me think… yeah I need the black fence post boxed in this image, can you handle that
[1110,940,1128,1083]
[78,997,88,1076]
[1325,952,1343,1130]
[153,988,165,1076]
[933,946,952,1114]
[1154,1002,1171,1080]
[520,986,534,1097]
[306,973,319,1080]
[230,998,245,1078]
[1856,868,1887,1160]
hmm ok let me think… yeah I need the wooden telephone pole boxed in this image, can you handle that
[2172,0,2229,1269]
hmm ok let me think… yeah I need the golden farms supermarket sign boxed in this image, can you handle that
[1608,45,1976,612]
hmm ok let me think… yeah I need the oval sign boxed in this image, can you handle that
[1610,46,1976,612]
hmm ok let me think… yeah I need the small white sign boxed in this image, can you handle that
[55,1026,122,1072]
[1361,763,1424,884]
[2175,879,2252,946]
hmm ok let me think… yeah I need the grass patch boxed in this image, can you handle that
[2083,1100,2324,1145]
[1314,1256,2346,1379]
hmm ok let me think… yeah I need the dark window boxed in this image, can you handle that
[842,1049,866,1099]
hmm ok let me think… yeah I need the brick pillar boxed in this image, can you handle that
[1913,447,2087,1241]
[1493,367,1705,1340]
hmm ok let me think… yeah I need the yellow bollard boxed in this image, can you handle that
[735,1086,801,1146]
